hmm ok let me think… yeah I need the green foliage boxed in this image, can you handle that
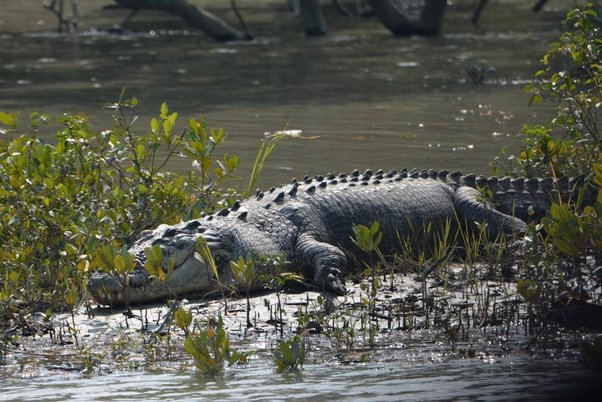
[542,203,593,257]
[230,256,257,328]
[516,278,542,302]
[0,95,238,314]
[273,334,305,372]
[175,313,249,376]
[487,4,602,329]
[174,306,193,329]
[230,255,257,289]
[492,2,602,177]
[351,221,383,255]
[144,244,169,282]
[352,221,384,303]
[261,271,306,292]
[195,236,222,288]
[0,112,18,131]
[246,130,318,198]
[538,160,602,259]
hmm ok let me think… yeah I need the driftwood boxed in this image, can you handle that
[113,0,251,41]
[472,0,549,26]
[299,0,327,36]
[43,0,79,32]
[368,0,446,36]
[549,300,602,330]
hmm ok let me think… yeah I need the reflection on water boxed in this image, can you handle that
[1,356,598,401]
[0,1,565,185]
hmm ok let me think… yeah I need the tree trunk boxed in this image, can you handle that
[368,0,446,36]
[532,0,548,12]
[418,0,446,33]
[473,0,547,26]
[471,0,488,26]
[299,0,327,36]
[114,0,249,41]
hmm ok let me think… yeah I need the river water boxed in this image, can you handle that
[2,353,599,401]
[2,1,598,400]
[1,0,565,185]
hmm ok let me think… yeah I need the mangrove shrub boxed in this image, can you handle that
[0,96,239,313]
[493,2,601,177]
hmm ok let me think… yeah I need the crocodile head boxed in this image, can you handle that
[87,214,292,306]
[87,219,238,305]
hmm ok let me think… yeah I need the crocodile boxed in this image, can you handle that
[87,168,592,306]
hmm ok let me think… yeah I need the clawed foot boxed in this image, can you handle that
[321,267,347,296]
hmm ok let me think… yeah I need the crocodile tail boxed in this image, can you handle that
[432,171,598,221]
[452,186,528,239]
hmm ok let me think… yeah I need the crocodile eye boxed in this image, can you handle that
[183,221,201,231]
[164,228,178,237]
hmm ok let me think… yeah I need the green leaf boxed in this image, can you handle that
[113,254,126,273]
[163,119,173,135]
[174,307,193,330]
[144,246,165,281]
[0,111,18,128]
[516,278,541,302]
[151,118,160,132]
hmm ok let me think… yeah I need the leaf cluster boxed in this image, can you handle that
[175,312,249,376]
[273,334,305,372]
[0,96,239,316]
[492,2,602,177]
[541,161,602,258]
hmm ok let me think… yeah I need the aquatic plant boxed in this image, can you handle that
[352,221,383,299]
[230,256,257,328]
[273,334,305,372]
[174,310,250,376]
[261,270,306,338]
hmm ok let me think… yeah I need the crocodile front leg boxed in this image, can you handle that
[296,233,348,295]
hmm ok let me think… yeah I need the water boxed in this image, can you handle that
[0,0,565,185]
[2,356,598,401]
[2,1,595,399]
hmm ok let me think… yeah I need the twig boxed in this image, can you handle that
[230,0,253,40]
